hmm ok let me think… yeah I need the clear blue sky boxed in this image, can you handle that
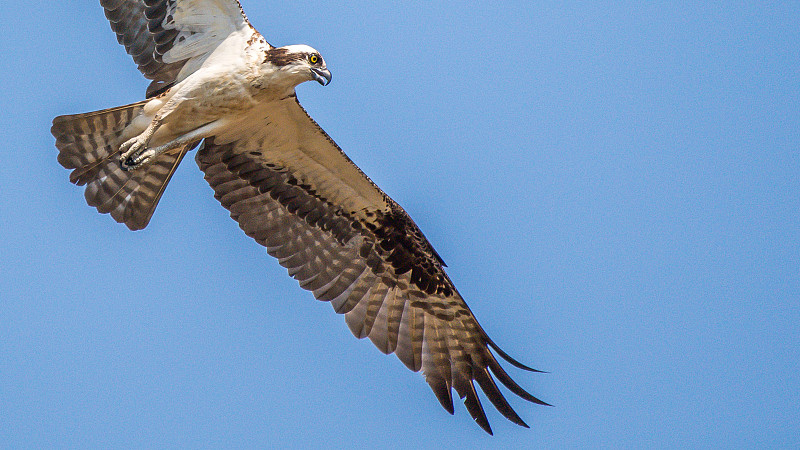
[1,2,798,448]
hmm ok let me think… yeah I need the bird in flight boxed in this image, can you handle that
[51,0,548,434]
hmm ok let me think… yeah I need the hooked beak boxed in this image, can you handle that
[311,67,332,86]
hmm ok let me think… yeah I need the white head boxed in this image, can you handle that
[263,44,332,87]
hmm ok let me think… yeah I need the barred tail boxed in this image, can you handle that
[52,102,194,231]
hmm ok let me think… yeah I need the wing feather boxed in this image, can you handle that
[196,101,546,431]
[58,1,545,433]
[100,0,253,97]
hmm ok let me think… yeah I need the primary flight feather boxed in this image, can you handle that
[51,0,547,434]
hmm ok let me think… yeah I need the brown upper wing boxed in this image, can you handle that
[196,96,547,434]
[100,0,252,97]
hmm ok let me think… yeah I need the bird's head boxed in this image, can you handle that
[264,44,332,87]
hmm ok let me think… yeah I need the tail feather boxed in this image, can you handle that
[52,102,194,231]
[53,102,147,184]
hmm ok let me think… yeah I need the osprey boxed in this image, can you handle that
[51,0,547,434]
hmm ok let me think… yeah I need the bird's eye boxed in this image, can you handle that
[308,54,320,65]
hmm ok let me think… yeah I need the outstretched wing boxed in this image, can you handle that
[195,96,548,434]
[100,0,254,97]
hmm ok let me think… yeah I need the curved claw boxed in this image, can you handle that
[121,148,157,171]
[118,135,149,171]
[120,156,136,172]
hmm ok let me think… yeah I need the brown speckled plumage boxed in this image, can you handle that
[52,0,547,435]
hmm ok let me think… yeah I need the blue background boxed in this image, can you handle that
[1,2,798,448]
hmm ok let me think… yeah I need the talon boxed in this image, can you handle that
[118,135,151,171]
[120,156,137,171]
[119,138,138,159]
[119,148,141,171]
[121,148,157,171]
[119,136,147,162]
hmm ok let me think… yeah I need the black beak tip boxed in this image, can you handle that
[312,68,332,86]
